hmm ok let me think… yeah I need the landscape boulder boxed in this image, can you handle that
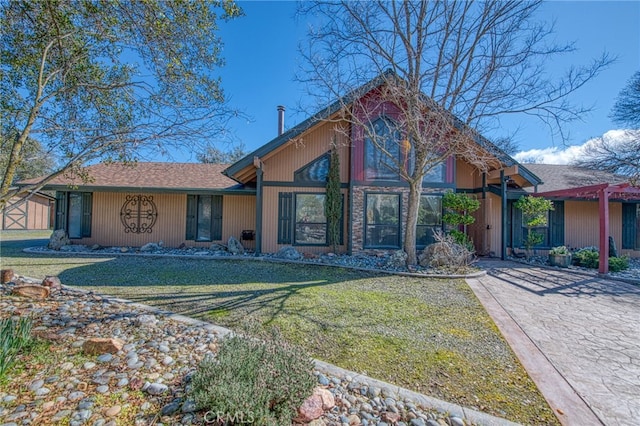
[48,230,70,250]
[12,285,50,299]
[227,236,245,255]
[275,246,302,261]
[419,241,471,268]
[209,243,227,252]
[42,276,62,291]
[82,337,125,355]
[294,387,335,423]
[140,242,162,252]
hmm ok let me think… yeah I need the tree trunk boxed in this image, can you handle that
[404,179,421,265]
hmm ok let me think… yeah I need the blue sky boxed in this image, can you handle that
[191,0,640,163]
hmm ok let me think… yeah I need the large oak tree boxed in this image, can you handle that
[1,0,243,207]
[298,0,611,264]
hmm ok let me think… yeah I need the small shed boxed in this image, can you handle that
[2,192,55,230]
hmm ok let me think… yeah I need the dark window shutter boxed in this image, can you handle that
[81,192,92,237]
[186,195,197,240]
[512,206,523,248]
[55,192,67,231]
[549,201,564,246]
[278,192,292,244]
[622,203,637,249]
[212,195,223,240]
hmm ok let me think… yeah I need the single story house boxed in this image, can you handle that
[24,73,640,267]
[2,192,55,230]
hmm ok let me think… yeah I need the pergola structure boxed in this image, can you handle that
[533,182,640,274]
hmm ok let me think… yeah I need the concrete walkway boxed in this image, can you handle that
[468,260,640,426]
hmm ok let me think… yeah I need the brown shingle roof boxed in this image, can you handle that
[36,162,242,191]
[523,164,627,193]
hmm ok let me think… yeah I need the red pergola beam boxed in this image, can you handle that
[532,182,640,275]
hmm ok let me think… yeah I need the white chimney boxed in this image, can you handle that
[277,105,285,136]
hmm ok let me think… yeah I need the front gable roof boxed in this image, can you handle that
[28,162,252,193]
[224,70,541,187]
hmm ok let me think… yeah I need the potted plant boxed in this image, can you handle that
[549,245,572,268]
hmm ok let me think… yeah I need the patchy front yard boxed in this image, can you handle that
[1,231,558,425]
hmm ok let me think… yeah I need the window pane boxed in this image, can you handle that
[296,223,327,244]
[366,194,399,225]
[416,226,438,247]
[295,194,327,245]
[296,194,326,223]
[365,193,400,247]
[197,195,212,241]
[68,193,82,238]
[418,196,442,225]
[423,162,445,183]
[365,118,401,180]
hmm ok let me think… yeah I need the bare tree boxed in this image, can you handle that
[198,143,248,164]
[1,0,243,208]
[297,0,611,265]
[573,130,640,184]
[611,71,640,128]
[574,71,640,184]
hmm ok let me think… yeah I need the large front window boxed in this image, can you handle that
[416,195,442,247]
[364,117,402,181]
[295,194,327,245]
[365,193,401,248]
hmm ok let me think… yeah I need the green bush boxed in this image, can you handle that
[608,256,629,272]
[0,317,33,378]
[573,248,599,269]
[189,329,316,425]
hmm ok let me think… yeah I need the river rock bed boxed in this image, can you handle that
[0,280,474,426]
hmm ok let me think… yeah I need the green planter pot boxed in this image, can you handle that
[549,254,572,268]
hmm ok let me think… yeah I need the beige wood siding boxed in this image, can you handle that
[76,192,255,249]
[222,195,256,250]
[262,121,350,182]
[261,186,348,254]
[455,159,482,189]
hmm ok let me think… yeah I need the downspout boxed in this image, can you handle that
[501,170,507,260]
[254,156,263,255]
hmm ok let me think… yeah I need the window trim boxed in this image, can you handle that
[364,192,402,249]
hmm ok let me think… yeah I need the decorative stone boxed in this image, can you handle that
[227,236,245,255]
[145,382,168,395]
[295,387,335,423]
[275,246,302,260]
[140,242,161,252]
[209,243,227,252]
[42,276,62,291]
[1,268,14,283]
[384,250,408,269]
[48,229,70,250]
[134,314,158,327]
[12,284,50,299]
[105,405,121,417]
[83,338,124,355]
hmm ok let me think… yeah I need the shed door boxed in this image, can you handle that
[3,202,27,230]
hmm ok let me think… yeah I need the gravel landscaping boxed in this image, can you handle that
[0,231,560,425]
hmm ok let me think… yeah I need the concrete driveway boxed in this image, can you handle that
[467,261,640,426]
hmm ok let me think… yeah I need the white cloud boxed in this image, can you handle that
[514,129,638,164]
